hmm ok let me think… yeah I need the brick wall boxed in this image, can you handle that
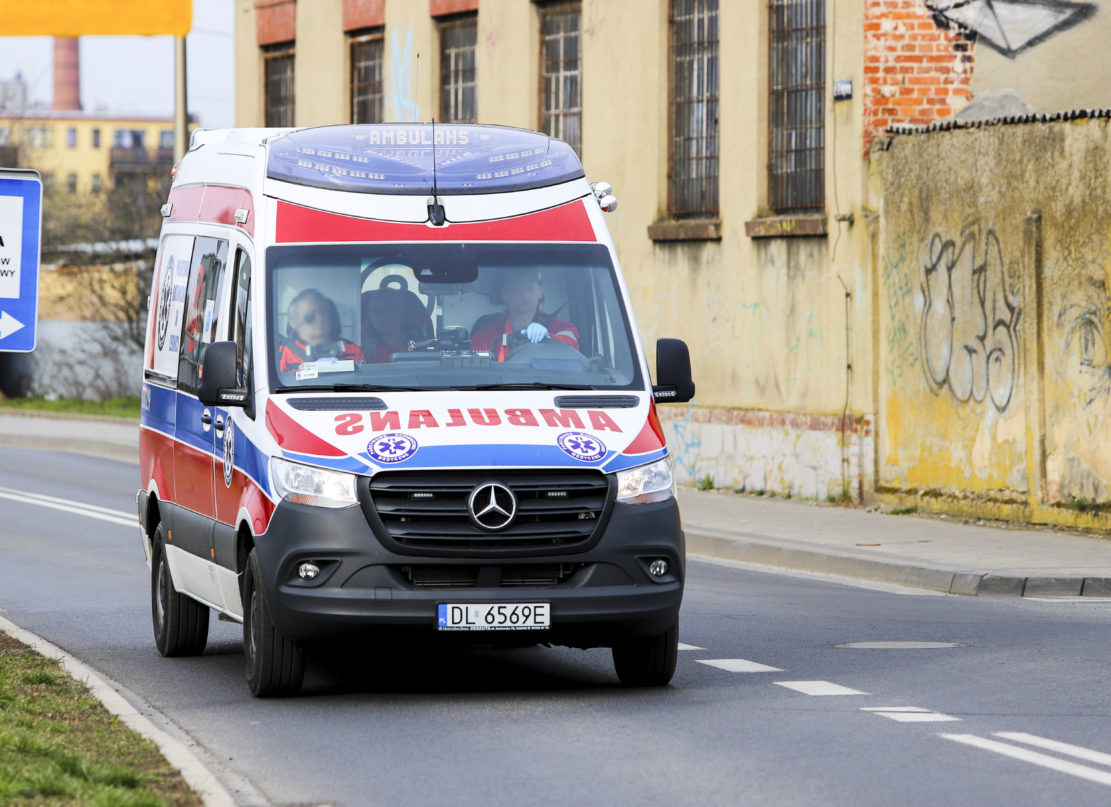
[255,0,296,47]
[863,0,973,155]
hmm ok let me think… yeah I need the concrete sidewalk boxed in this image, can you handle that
[680,488,1111,596]
[1,410,1108,596]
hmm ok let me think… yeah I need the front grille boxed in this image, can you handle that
[400,563,584,588]
[364,470,612,556]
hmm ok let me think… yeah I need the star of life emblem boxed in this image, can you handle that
[556,431,607,462]
[367,432,419,464]
[222,418,235,487]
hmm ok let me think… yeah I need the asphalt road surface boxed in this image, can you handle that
[1,446,1109,806]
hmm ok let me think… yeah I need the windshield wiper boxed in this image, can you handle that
[458,382,595,391]
[275,384,427,393]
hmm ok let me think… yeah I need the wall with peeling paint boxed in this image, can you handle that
[874,117,1111,512]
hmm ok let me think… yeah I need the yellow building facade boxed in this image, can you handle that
[0,112,179,195]
[233,0,1111,527]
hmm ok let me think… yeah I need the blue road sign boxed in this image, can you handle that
[0,169,43,353]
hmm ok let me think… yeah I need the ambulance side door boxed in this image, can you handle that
[171,236,228,604]
[213,244,254,615]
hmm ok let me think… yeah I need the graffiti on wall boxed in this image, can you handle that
[920,226,1022,411]
[389,28,420,122]
[1059,288,1111,409]
[883,234,920,389]
[925,0,1096,57]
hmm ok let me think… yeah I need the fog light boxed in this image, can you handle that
[298,562,320,581]
[649,559,669,577]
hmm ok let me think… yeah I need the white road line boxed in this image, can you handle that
[0,485,136,528]
[994,732,1111,768]
[677,643,703,651]
[774,680,868,696]
[941,734,1111,788]
[862,707,961,723]
[698,658,784,673]
[688,554,944,596]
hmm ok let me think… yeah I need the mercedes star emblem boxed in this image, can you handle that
[468,482,517,531]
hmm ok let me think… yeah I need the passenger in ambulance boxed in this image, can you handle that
[469,270,579,362]
[278,288,366,372]
[361,285,434,363]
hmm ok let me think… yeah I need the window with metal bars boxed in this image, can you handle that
[768,0,825,213]
[263,47,295,128]
[668,0,719,219]
[350,31,385,124]
[439,15,477,124]
[539,2,582,156]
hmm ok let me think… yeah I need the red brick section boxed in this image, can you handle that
[343,0,384,31]
[255,0,296,47]
[430,0,478,17]
[863,0,973,156]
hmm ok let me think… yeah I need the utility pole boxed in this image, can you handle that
[174,36,188,163]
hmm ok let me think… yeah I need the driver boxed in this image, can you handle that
[470,270,579,361]
[278,288,365,372]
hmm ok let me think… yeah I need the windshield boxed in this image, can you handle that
[265,243,642,392]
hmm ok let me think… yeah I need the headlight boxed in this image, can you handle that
[270,457,358,508]
[616,457,675,505]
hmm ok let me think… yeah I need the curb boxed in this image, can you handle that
[685,529,1111,597]
[0,615,270,807]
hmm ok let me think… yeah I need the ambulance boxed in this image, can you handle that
[137,123,695,696]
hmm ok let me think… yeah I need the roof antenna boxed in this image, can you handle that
[428,118,446,226]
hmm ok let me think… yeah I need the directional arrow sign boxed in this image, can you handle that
[0,169,42,353]
[0,312,25,340]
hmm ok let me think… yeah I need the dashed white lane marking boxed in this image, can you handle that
[698,658,784,673]
[995,732,1111,768]
[677,643,703,651]
[0,484,135,528]
[774,680,868,696]
[941,734,1111,787]
[862,706,961,723]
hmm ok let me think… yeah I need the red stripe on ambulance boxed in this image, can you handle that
[166,184,255,237]
[275,199,596,243]
[267,400,348,457]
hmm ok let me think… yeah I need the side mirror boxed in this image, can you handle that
[197,341,249,407]
[653,338,695,404]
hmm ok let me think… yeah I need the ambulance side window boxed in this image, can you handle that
[231,249,252,388]
[177,237,229,394]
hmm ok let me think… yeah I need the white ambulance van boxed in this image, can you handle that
[137,124,695,696]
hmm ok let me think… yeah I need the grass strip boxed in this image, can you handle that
[0,632,201,806]
[0,396,141,420]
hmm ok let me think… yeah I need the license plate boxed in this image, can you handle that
[437,602,550,631]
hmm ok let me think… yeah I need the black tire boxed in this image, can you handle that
[151,524,209,657]
[612,619,679,687]
[243,549,304,697]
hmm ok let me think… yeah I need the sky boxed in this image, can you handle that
[0,0,235,127]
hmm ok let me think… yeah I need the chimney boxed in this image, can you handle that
[53,37,82,112]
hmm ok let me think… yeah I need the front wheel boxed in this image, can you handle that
[243,548,304,697]
[612,620,678,687]
[151,524,209,657]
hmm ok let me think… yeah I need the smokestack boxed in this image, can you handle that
[53,37,82,112]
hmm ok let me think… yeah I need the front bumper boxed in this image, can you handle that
[254,496,684,648]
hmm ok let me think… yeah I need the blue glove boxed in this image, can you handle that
[525,322,549,343]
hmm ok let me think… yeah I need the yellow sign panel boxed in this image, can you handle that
[1,0,192,36]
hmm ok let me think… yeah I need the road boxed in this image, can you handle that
[1,445,1109,806]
